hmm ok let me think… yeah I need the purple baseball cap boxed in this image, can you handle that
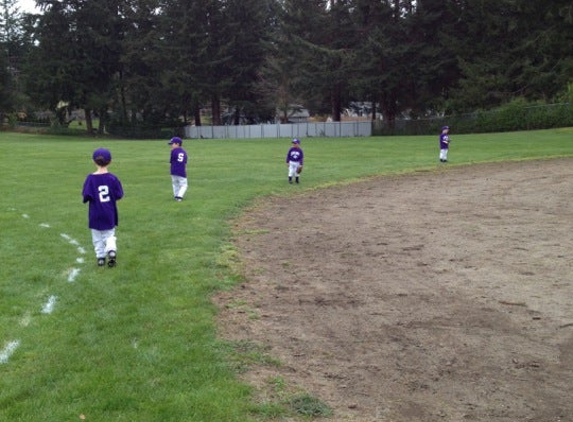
[442,126,450,130]
[168,137,183,145]
[292,138,300,144]
[92,148,111,162]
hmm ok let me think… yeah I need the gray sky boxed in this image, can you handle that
[18,0,38,13]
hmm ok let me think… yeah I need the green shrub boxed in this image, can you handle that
[374,100,573,136]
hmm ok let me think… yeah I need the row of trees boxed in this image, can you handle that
[1,0,572,135]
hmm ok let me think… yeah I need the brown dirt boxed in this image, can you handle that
[215,159,573,422]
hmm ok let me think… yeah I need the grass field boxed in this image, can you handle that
[1,128,572,421]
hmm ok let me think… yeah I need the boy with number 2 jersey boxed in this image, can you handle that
[82,148,124,267]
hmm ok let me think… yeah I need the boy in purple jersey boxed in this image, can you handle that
[439,125,451,163]
[82,148,124,267]
[168,137,188,201]
[286,138,304,184]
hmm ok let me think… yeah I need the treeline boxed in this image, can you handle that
[1,0,572,136]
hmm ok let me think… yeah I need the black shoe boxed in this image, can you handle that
[175,196,182,202]
[97,258,106,267]
[107,251,117,267]
[295,178,299,184]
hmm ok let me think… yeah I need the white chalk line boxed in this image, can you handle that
[1,212,88,363]
[0,341,21,364]
[41,295,57,314]
[61,233,86,283]
[20,312,31,327]
[68,268,81,283]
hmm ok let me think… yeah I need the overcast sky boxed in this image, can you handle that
[18,0,38,13]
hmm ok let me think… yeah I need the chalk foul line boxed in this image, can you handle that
[2,212,88,364]
[0,341,21,364]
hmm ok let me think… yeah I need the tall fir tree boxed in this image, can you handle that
[26,0,124,133]
[0,0,31,115]
[222,0,275,124]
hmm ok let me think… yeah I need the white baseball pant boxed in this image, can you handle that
[288,161,301,177]
[171,175,188,198]
[91,228,117,259]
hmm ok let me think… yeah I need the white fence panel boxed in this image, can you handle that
[185,121,371,140]
[262,124,276,138]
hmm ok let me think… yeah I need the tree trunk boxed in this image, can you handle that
[97,107,106,135]
[331,85,342,122]
[211,95,221,126]
[119,70,128,123]
[194,108,201,126]
[380,91,398,129]
[233,107,240,125]
[85,108,93,134]
[192,93,202,126]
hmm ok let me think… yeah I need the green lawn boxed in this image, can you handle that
[0,128,572,421]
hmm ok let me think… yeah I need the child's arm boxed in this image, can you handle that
[82,178,92,203]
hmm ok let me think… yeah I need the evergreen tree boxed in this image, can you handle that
[444,0,573,111]
[405,0,462,115]
[116,0,163,126]
[222,0,275,124]
[446,0,524,111]
[511,0,573,101]
[0,0,30,116]
[256,0,310,123]
[351,0,397,122]
[191,0,234,126]
[9,0,573,131]
[26,0,124,133]
[160,0,233,126]
[279,0,356,121]
[23,1,73,125]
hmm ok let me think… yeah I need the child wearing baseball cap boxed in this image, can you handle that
[439,126,451,163]
[286,138,304,184]
[82,148,124,267]
[168,136,188,201]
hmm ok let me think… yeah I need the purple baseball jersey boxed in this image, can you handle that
[286,147,304,164]
[82,173,124,230]
[440,133,450,149]
[170,147,188,177]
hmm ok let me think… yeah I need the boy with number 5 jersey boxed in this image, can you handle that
[82,148,124,267]
[168,137,188,201]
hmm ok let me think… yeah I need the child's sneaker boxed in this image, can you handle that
[107,251,117,267]
[97,258,106,267]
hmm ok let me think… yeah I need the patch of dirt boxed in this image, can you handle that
[215,159,573,422]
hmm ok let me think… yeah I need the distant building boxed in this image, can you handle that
[276,104,310,123]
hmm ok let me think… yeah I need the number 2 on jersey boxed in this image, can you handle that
[98,185,110,203]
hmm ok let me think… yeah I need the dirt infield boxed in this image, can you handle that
[215,159,573,422]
